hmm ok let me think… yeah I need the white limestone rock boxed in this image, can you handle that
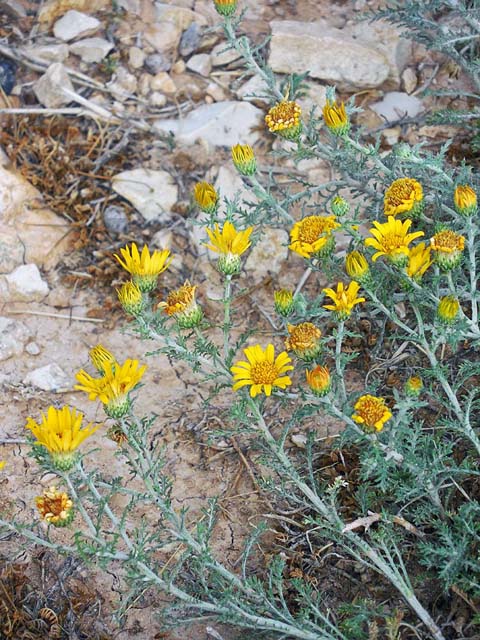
[53,10,101,42]
[111,169,178,222]
[23,363,70,392]
[268,19,410,90]
[70,37,114,63]
[0,317,30,362]
[154,101,263,147]
[186,53,212,77]
[371,91,423,123]
[33,63,74,108]
[4,264,49,302]
[22,43,69,63]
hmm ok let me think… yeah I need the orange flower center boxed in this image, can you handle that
[251,362,278,385]
[356,397,387,427]
[37,490,72,521]
[265,101,301,131]
[432,230,464,252]
[298,217,333,244]
[385,179,419,207]
[287,323,321,350]
[381,232,409,252]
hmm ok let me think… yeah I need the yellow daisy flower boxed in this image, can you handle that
[75,359,147,419]
[25,406,98,471]
[430,229,465,271]
[158,281,203,328]
[352,394,392,432]
[231,344,293,398]
[89,345,116,374]
[323,99,349,136]
[384,178,424,218]
[114,243,172,292]
[406,242,432,281]
[305,365,331,397]
[194,181,218,214]
[364,217,424,266]
[117,280,144,316]
[454,184,477,217]
[285,322,322,361]
[205,220,253,275]
[265,100,302,140]
[231,144,256,176]
[274,289,295,317]
[323,281,365,320]
[36,486,74,527]
[289,215,340,259]
[345,251,370,284]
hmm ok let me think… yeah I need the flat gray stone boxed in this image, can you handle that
[53,10,101,42]
[111,169,178,222]
[371,91,423,123]
[70,37,114,63]
[23,363,70,392]
[33,63,74,108]
[154,101,263,147]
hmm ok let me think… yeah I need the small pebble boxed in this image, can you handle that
[0,57,16,95]
[179,23,201,57]
[103,205,128,234]
[144,53,171,74]
[25,342,41,356]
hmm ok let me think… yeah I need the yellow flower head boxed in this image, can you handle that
[345,251,370,284]
[194,181,218,214]
[437,295,460,324]
[406,242,432,281]
[352,394,392,432]
[25,406,98,471]
[305,365,331,397]
[158,281,203,329]
[75,359,147,419]
[231,144,256,176]
[323,281,365,321]
[89,345,116,374]
[430,229,465,271]
[205,221,253,275]
[405,376,423,398]
[114,243,172,292]
[231,344,293,398]
[265,100,302,140]
[384,178,424,218]
[274,289,295,317]
[213,0,237,17]
[364,217,424,267]
[36,486,74,527]
[117,281,144,316]
[323,99,349,136]
[0,461,5,470]
[289,215,340,259]
[454,184,477,217]
[285,322,322,361]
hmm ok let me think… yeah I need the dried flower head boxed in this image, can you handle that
[430,229,465,271]
[305,366,331,397]
[231,144,256,176]
[231,344,293,398]
[107,424,128,446]
[437,295,460,324]
[364,218,424,267]
[454,184,477,217]
[114,243,172,292]
[36,486,74,527]
[289,215,340,259]
[384,178,424,218]
[25,406,98,471]
[194,181,219,214]
[117,281,144,316]
[205,221,253,275]
[158,281,203,329]
[323,99,349,136]
[323,281,365,321]
[213,0,237,17]
[89,345,116,374]
[274,289,295,317]
[285,322,322,361]
[406,242,432,282]
[352,395,392,432]
[345,251,370,284]
[75,359,147,419]
[265,100,302,140]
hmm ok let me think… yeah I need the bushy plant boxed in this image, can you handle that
[2,1,480,639]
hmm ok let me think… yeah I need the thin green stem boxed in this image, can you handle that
[223,274,232,360]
